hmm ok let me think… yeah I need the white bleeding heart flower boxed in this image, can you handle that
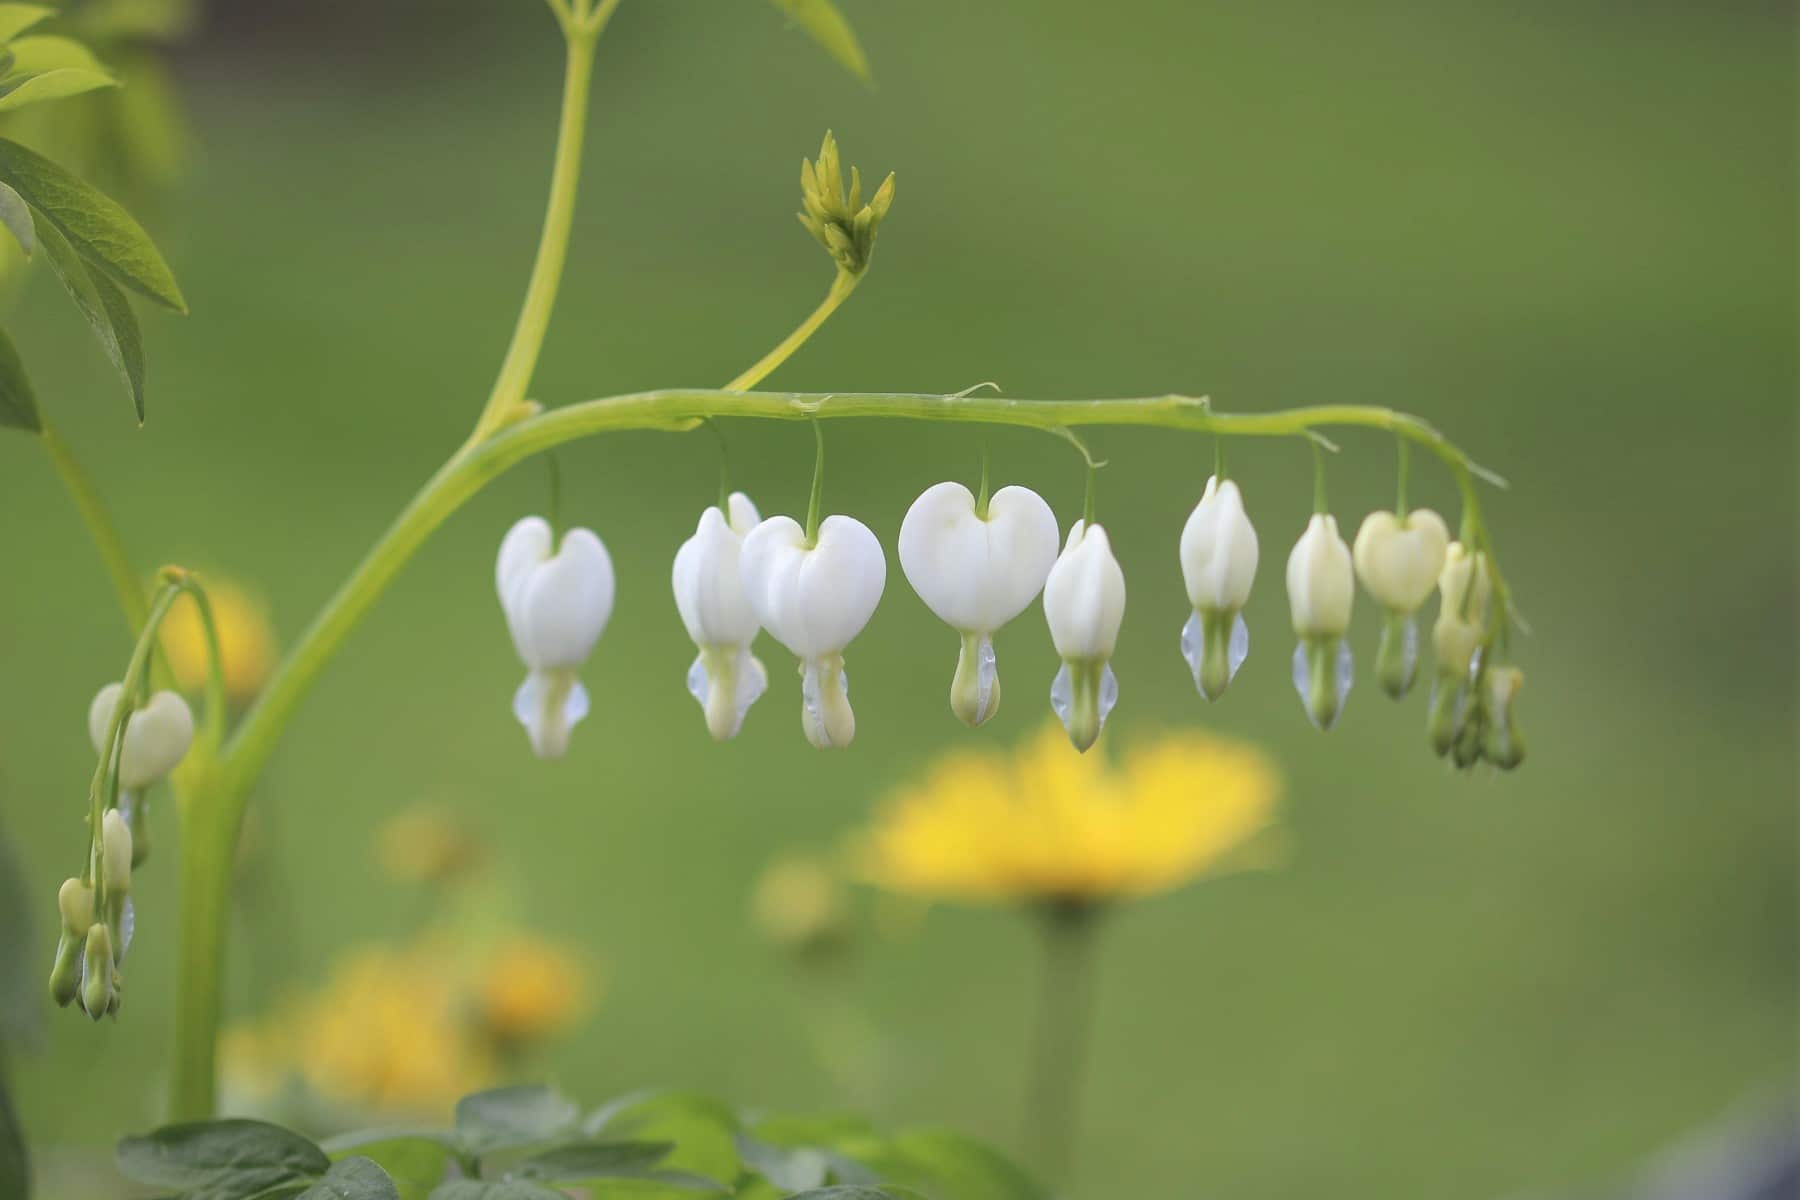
[496,516,615,759]
[88,683,194,790]
[740,513,886,749]
[672,492,768,741]
[1286,514,1355,730]
[1353,507,1449,698]
[898,481,1059,727]
[1042,519,1126,752]
[1178,475,1259,700]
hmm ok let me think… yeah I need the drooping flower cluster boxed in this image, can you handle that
[487,466,1521,766]
[51,682,194,1019]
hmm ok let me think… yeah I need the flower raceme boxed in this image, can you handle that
[1286,513,1355,730]
[899,481,1060,728]
[1043,520,1127,753]
[672,492,769,741]
[1179,475,1259,701]
[740,512,886,749]
[496,516,616,759]
[1353,508,1449,698]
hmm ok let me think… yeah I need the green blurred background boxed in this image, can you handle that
[1,0,1793,1196]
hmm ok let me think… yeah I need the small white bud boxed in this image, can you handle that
[1043,520,1126,751]
[101,811,132,894]
[1178,476,1259,700]
[1286,514,1354,637]
[672,493,768,741]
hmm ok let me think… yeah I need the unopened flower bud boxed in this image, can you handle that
[57,877,94,933]
[1179,476,1258,700]
[48,878,94,1007]
[496,516,616,759]
[1286,515,1355,730]
[1482,667,1527,769]
[1043,521,1126,752]
[741,513,886,748]
[1432,542,1492,677]
[102,810,132,895]
[899,481,1059,727]
[79,923,115,1020]
[88,684,194,790]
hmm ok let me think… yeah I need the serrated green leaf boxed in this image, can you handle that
[834,1130,1045,1200]
[36,216,146,421]
[454,1086,580,1154]
[117,1120,331,1190]
[323,1134,455,1200]
[0,324,40,432]
[508,1140,672,1182]
[0,5,51,43]
[0,34,117,112]
[768,0,871,84]
[0,180,31,256]
[735,1136,829,1193]
[295,1157,399,1200]
[0,137,185,310]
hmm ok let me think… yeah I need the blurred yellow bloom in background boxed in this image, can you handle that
[225,932,593,1119]
[377,803,486,886]
[475,936,592,1046]
[751,852,852,959]
[854,722,1281,906]
[160,575,277,702]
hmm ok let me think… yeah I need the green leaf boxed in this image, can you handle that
[508,1141,673,1182]
[0,137,185,310]
[585,1093,739,1185]
[322,1134,454,1200]
[0,180,31,256]
[454,1086,580,1153]
[781,1189,910,1200]
[117,1120,331,1190]
[35,216,146,421]
[735,1136,829,1193]
[297,1157,400,1200]
[0,324,40,432]
[0,35,117,113]
[0,5,51,43]
[837,1131,1046,1200]
[0,1054,27,1200]
[429,1183,565,1200]
[767,0,871,84]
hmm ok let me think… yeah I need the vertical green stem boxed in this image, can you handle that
[804,419,825,544]
[467,28,600,443]
[1024,902,1101,1182]
[39,419,148,633]
[1394,434,1410,513]
[1311,440,1329,514]
[169,775,240,1120]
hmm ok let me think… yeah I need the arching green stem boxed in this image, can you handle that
[725,269,860,393]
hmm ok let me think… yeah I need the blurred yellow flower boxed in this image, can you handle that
[225,932,594,1118]
[160,576,277,702]
[854,721,1281,906]
[377,804,485,886]
[751,852,851,958]
[474,936,592,1046]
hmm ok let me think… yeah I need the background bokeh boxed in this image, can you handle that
[1,0,1794,1196]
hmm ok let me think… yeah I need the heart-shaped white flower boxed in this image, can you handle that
[672,492,767,740]
[899,481,1059,726]
[1353,508,1449,615]
[496,516,615,759]
[88,684,194,790]
[1042,520,1126,751]
[740,513,886,748]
